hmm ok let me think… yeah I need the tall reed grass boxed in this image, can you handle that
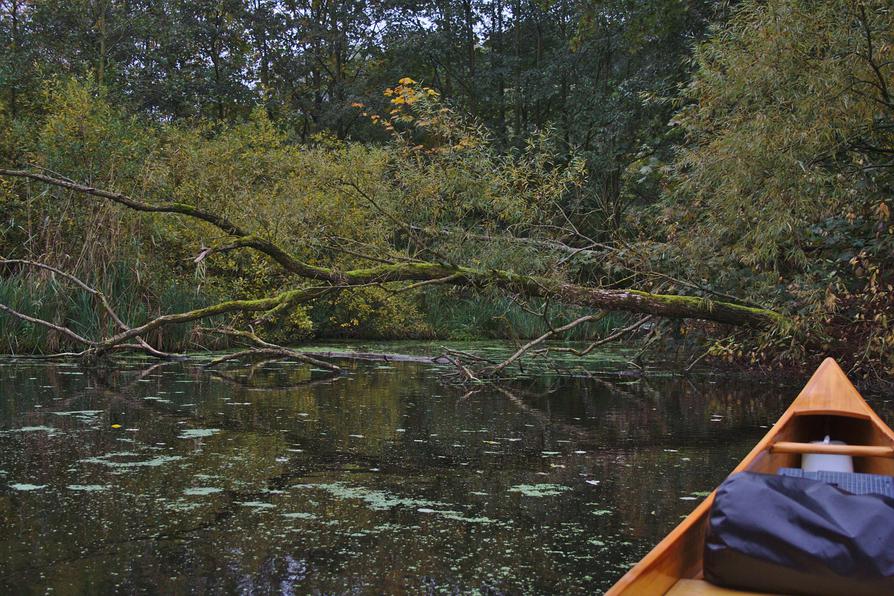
[0,263,213,354]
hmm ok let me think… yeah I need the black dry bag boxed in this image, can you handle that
[704,471,894,596]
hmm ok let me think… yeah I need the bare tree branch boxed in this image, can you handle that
[204,347,339,370]
[0,303,96,346]
[203,327,341,371]
[551,315,653,357]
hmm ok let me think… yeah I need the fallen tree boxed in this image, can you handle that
[0,168,784,374]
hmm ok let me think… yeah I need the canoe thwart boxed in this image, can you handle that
[770,441,894,458]
[666,579,777,596]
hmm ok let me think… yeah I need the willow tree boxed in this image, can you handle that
[663,0,893,375]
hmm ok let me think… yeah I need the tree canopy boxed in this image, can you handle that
[0,0,891,378]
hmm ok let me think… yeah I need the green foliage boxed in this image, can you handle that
[37,77,156,182]
[380,81,586,232]
[312,286,431,340]
[672,0,892,267]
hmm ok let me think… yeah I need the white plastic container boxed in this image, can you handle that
[801,435,854,473]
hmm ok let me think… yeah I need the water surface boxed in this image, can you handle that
[0,347,889,593]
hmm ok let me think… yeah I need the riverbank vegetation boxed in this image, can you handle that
[0,0,891,379]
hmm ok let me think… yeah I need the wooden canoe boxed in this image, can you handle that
[606,357,894,596]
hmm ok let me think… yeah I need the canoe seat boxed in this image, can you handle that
[666,579,777,595]
[777,468,894,497]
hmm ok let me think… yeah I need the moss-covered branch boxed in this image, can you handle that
[0,169,785,332]
[94,286,328,353]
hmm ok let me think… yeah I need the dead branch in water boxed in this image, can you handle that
[203,328,341,372]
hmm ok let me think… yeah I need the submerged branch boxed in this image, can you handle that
[204,347,338,370]
[203,327,341,372]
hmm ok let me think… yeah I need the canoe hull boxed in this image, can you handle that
[606,358,894,595]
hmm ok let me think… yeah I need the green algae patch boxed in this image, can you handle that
[508,484,571,497]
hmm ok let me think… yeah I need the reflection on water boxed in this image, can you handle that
[0,350,890,594]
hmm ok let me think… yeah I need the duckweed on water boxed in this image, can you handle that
[236,501,276,509]
[295,482,442,511]
[66,484,108,492]
[282,512,317,519]
[432,510,498,524]
[9,483,47,491]
[80,452,184,470]
[0,351,805,593]
[51,410,104,423]
[7,425,57,434]
[184,487,223,496]
[166,500,203,512]
[177,428,220,439]
[507,484,571,497]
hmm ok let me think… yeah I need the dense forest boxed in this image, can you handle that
[0,0,891,379]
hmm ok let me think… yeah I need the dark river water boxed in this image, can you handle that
[0,344,890,594]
